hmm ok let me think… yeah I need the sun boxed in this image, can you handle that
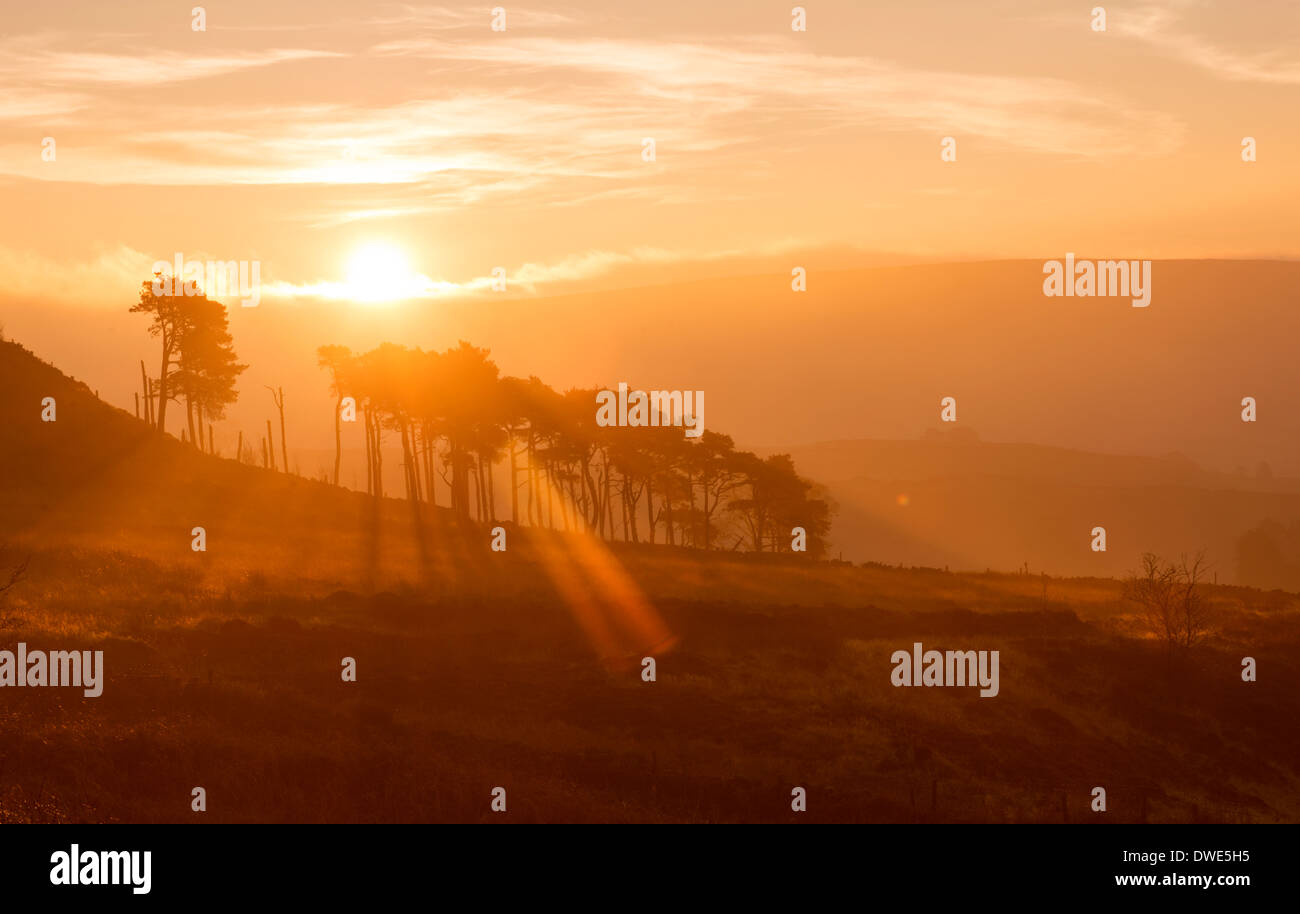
[345,242,416,303]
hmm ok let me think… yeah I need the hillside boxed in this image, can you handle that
[768,433,1300,585]
[1,336,1298,824]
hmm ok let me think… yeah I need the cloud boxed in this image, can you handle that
[0,22,1181,193]
[260,237,839,301]
[0,37,343,90]
[375,34,1183,157]
[0,89,88,120]
[361,4,581,31]
[1067,1,1300,85]
[0,243,155,304]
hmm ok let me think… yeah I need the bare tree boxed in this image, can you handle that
[0,552,29,604]
[266,386,289,474]
[1123,550,1214,650]
[1176,551,1213,648]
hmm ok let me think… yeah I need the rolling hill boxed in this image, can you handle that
[1,334,1297,824]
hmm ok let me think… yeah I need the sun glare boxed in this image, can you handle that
[345,243,417,303]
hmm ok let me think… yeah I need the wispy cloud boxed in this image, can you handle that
[0,243,154,304]
[0,88,88,120]
[1056,0,1300,84]
[261,237,864,300]
[0,21,1181,198]
[0,35,342,88]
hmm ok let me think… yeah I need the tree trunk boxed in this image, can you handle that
[645,481,655,544]
[373,421,383,498]
[156,344,170,434]
[557,471,571,531]
[139,361,152,427]
[411,423,423,504]
[363,411,373,494]
[400,421,413,500]
[186,396,197,449]
[624,478,634,543]
[603,462,614,540]
[701,476,710,550]
[450,445,470,518]
[276,387,288,474]
[424,426,436,509]
[665,488,675,545]
[508,438,519,524]
[544,461,554,529]
[333,396,342,486]
[470,456,483,521]
[526,435,537,526]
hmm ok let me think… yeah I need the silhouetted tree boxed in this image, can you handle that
[0,550,28,605]
[316,339,834,553]
[179,296,245,443]
[132,276,244,442]
[1123,551,1214,650]
[728,453,831,556]
[266,386,288,473]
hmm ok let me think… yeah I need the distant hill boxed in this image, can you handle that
[765,431,1300,585]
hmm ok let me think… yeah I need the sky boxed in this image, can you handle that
[3,0,1300,300]
[1,0,1299,465]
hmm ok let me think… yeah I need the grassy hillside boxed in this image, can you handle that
[1,338,1297,823]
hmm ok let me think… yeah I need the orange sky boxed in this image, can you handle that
[2,0,1299,304]
[2,1,1300,472]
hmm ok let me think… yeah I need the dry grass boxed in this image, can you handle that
[0,538,1295,824]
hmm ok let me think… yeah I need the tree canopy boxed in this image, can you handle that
[318,341,834,556]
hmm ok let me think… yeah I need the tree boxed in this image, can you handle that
[131,275,244,439]
[266,386,288,473]
[728,453,831,555]
[1123,551,1214,650]
[178,295,246,439]
[0,550,28,606]
[435,342,500,519]
[131,275,198,434]
[311,339,835,553]
[691,432,747,550]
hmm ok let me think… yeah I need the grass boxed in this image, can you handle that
[0,539,1295,823]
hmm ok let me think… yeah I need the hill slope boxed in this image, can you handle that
[1,336,1298,824]
[769,434,1300,585]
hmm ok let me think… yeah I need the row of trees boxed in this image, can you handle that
[131,276,246,445]
[127,276,832,553]
[317,342,834,555]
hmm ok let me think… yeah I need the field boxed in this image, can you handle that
[1,537,1296,823]
[2,338,1298,823]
